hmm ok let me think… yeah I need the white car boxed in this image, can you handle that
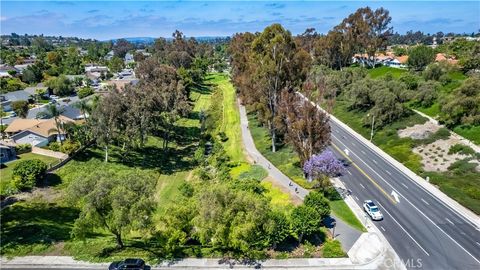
[363,200,383,220]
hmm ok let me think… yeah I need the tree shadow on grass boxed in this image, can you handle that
[0,202,78,254]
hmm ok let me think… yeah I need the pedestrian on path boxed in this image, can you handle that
[295,187,298,193]
[268,163,271,169]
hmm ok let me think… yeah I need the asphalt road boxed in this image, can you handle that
[327,119,480,270]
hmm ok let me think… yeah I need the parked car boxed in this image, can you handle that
[50,95,59,100]
[363,200,383,221]
[109,258,145,270]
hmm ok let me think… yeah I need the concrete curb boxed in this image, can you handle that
[297,92,480,229]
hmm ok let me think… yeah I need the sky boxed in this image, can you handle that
[1,1,479,40]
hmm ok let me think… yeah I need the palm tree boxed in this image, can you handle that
[37,104,64,145]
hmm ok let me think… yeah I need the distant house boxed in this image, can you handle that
[105,50,115,61]
[14,63,33,74]
[0,144,16,164]
[124,53,134,64]
[105,79,139,91]
[0,65,19,78]
[435,53,458,65]
[85,65,109,73]
[5,116,74,146]
[0,90,32,111]
[384,55,408,69]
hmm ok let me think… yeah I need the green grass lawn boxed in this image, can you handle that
[368,66,407,79]
[329,200,366,232]
[210,73,245,162]
[0,153,60,195]
[453,125,480,145]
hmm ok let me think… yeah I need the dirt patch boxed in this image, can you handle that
[398,121,439,140]
[15,187,63,204]
[413,137,469,172]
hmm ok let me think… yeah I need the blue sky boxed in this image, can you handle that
[1,1,479,40]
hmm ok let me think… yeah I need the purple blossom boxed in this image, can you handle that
[303,150,345,181]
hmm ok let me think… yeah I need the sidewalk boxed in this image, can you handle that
[237,101,361,252]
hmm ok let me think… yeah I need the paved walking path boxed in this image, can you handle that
[237,101,362,251]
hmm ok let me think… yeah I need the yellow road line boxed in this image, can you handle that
[331,143,397,205]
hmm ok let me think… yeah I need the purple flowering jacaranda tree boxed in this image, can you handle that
[303,150,345,182]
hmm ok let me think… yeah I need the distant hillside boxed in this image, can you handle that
[108,36,229,44]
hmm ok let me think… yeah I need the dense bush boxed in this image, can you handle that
[440,77,480,127]
[14,143,32,154]
[77,87,94,99]
[48,140,80,155]
[12,159,48,190]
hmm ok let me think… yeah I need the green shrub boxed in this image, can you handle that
[322,239,346,258]
[448,159,477,174]
[15,143,32,154]
[448,144,475,156]
[11,159,48,190]
[238,165,268,181]
[48,140,80,155]
[77,87,94,99]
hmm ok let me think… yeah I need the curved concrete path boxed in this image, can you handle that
[237,100,362,251]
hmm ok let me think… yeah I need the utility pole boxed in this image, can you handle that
[332,220,337,239]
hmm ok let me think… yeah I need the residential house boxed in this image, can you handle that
[435,53,458,65]
[0,65,19,78]
[105,79,139,91]
[4,116,74,146]
[0,90,32,111]
[384,55,408,69]
[105,50,114,61]
[124,52,134,65]
[0,144,16,164]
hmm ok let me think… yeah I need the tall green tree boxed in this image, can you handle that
[407,45,435,71]
[290,205,321,243]
[11,100,29,118]
[250,23,310,152]
[69,170,156,248]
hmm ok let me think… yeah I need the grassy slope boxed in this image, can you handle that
[368,66,407,79]
[211,74,297,215]
[1,153,60,195]
[211,73,244,162]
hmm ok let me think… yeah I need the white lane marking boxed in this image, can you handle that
[335,129,339,133]
[385,170,392,176]
[401,183,409,189]
[476,242,480,247]
[378,202,430,256]
[373,159,378,164]
[351,142,355,146]
[391,191,400,203]
[380,226,386,232]
[359,183,365,189]
[445,218,454,225]
[331,128,479,230]
[421,198,430,206]
[347,170,352,176]
[361,150,366,154]
[354,196,359,201]
[332,135,480,263]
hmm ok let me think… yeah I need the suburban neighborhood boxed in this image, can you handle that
[0,1,479,270]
